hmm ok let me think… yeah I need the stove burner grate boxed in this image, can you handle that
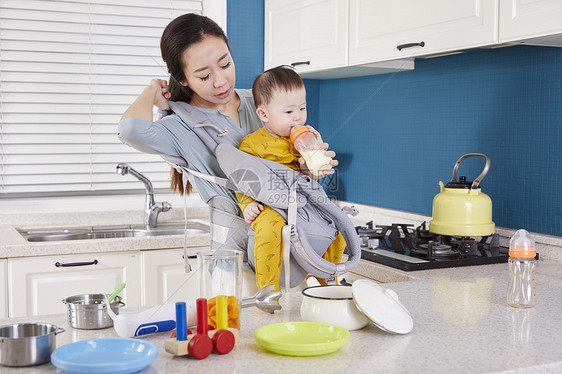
[356,221,513,271]
[415,241,460,259]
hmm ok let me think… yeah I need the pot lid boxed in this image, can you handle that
[445,176,478,189]
[351,280,413,334]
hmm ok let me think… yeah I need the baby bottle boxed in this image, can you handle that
[290,126,332,178]
[506,229,537,308]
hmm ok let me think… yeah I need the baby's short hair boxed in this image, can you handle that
[252,65,305,107]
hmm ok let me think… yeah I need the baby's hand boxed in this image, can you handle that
[298,142,339,181]
[243,202,264,224]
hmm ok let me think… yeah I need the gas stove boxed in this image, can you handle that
[356,221,514,271]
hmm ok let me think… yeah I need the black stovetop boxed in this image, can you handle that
[356,222,514,271]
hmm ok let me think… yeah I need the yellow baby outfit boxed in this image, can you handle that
[236,128,346,291]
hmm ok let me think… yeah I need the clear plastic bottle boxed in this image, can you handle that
[290,126,332,178]
[506,229,537,308]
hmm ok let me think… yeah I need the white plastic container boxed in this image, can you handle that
[104,295,196,338]
[506,229,537,308]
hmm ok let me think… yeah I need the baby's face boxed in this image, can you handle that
[261,87,307,138]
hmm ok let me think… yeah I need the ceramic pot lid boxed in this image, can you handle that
[351,279,413,334]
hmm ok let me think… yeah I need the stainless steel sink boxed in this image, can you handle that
[17,221,210,242]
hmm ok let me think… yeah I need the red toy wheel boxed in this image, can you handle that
[212,330,235,354]
[188,334,213,359]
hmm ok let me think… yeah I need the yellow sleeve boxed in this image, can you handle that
[238,135,258,156]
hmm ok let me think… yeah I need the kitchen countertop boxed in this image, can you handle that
[1,197,561,262]
[1,197,562,373]
[1,260,562,374]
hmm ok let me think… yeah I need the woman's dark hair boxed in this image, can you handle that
[253,66,305,107]
[160,13,230,195]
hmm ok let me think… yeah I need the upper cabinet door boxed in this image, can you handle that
[265,0,349,73]
[499,0,562,44]
[349,0,499,65]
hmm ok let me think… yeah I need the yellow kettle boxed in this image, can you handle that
[429,153,495,237]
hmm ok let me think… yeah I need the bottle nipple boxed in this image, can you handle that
[508,229,536,259]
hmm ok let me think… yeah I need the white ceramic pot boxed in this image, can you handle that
[300,285,370,331]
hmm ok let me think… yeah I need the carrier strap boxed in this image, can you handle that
[282,181,298,293]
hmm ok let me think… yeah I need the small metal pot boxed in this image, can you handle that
[62,294,125,330]
[0,323,65,367]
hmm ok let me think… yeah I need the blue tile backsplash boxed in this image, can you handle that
[228,1,561,237]
[316,46,561,237]
[227,0,264,90]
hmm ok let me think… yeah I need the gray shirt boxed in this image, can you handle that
[118,89,263,202]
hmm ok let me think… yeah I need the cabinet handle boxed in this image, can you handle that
[396,41,425,51]
[55,259,98,267]
[290,61,310,67]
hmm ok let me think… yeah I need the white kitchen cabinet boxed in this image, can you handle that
[265,0,414,79]
[265,0,349,73]
[499,0,562,46]
[266,0,562,80]
[142,248,259,306]
[349,0,499,64]
[8,252,141,318]
[142,248,204,306]
[0,260,7,319]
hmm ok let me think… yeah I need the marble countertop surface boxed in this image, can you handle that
[1,260,561,374]
[1,196,562,373]
[1,198,561,262]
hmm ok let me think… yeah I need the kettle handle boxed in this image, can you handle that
[451,153,491,189]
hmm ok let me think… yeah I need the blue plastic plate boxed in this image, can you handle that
[51,338,158,374]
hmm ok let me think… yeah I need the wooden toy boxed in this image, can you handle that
[165,297,239,359]
[165,299,212,359]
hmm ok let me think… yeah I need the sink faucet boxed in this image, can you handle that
[116,163,172,228]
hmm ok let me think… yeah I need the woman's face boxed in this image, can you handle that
[181,35,236,108]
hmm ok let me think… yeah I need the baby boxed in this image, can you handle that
[236,65,345,291]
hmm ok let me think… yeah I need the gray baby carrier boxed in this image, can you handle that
[165,101,361,291]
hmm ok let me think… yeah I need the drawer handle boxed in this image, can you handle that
[396,41,425,51]
[55,259,98,267]
[290,61,310,67]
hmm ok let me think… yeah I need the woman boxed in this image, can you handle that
[118,13,337,251]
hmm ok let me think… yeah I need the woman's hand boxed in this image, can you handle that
[122,79,172,121]
[298,126,339,180]
[149,79,171,111]
[243,201,264,224]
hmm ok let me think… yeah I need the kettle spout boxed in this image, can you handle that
[438,181,444,192]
